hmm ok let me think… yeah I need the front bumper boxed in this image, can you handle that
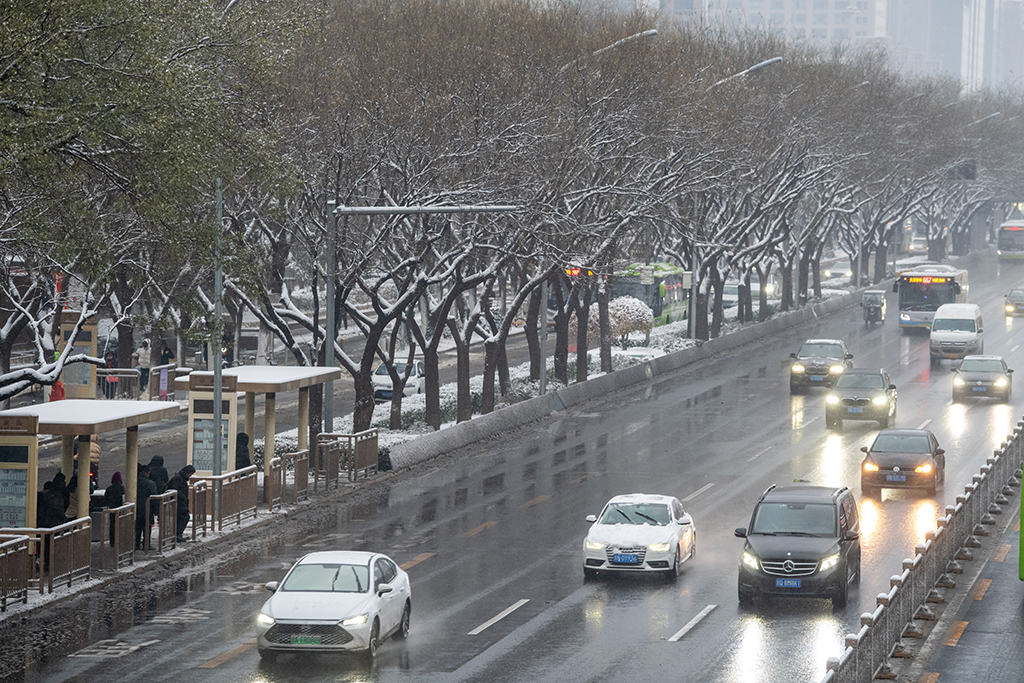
[738,562,841,600]
[791,371,839,389]
[862,470,933,491]
[827,403,889,422]
[583,545,675,573]
[257,619,373,654]
[930,343,980,360]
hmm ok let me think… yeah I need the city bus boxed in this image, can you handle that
[997,220,1024,260]
[892,264,968,330]
[609,262,689,326]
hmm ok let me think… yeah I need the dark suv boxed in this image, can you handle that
[789,339,853,393]
[735,485,861,608]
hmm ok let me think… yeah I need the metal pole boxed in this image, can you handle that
[324,202,336,432]
[539,278,548,395]
[213,178,223,521]
[689,248,699,339]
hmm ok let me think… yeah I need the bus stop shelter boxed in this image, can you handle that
[0,400,181,524]
[175,366,341,500]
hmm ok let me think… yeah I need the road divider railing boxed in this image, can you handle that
[314,435,341,492]
[5,518,92,594]
[189,481,208,541]
[99,503,135,570]
[820,421,1024,683]
[320,429,379,482]
[195,466,258,531]
[0,535,31,611]
[96,368,140,400]
[150,490,178,553]
[282,449,309,504]
[267,457,284,512]
[146,363,177,401]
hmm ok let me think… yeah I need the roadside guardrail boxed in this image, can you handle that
[0,535,31,611]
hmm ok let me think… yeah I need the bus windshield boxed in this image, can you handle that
[898,280,956,312]
[998,226,1024,252]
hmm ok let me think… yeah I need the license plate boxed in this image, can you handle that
[380,390,392,399]
[847,407,863,414]
[775,578,801,588]
[810,376,824,381]
[972,387,987,392]
[290,635,322,645]
[613,553,639,563]
[886,474,906,482]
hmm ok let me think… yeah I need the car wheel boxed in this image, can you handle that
[878,413,889,428]
[861,481,877,499]
[689,532,696,560]
[790,382,802,395]
[927,473,937,496]
[394,601,411,639]
[852,556,861,586]
[258,649,277,663]
[930,355,940,367]
[832,573,849,609]
[363,619,380,662]
[738,585,755,606]
[665,548,681,581]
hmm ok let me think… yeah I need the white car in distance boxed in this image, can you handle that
[372,360,426,403]
[583,493,696,580]
[256,551,411,662]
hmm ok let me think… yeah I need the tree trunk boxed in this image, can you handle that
[597,284,612,373]
[525,287,541,381]
[308,384,323,449]
[448,319,473,423]
[481,338,498,413]
[575,297,589,383]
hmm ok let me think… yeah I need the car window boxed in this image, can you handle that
[380,558,397,583]
[931,318,975,332]
[834,374,884,390]
[842,495,858,529]
[374,560,386,589]
[799,343,844,358]
[959,359,1004,372]
[751,503,836,536]
[870,434,931,453]
[672,500,685,520]
[1011,288,1024,297]
[598,502,671,526]
[282,563,370,593]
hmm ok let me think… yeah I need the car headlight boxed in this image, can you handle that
[844,270,852,277]
[648,542,671,552]
[953,376,966,387]
[342,613,368,627]
[900,313,910,321]
[585,539,605,551]
[863,462,879,472]
[824,270,832,277]
[820,553,840,571]
[826,395,840,404]
[1007,304,1016,312]
[915,464,932,474]
[996,378,1008,387]
[829,365,845,374]
[742,551,760,570]
[792,364,805,373]
[257,612,275,626]
[872,395,887,404]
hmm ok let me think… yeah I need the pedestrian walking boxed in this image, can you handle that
[146,456,169,494]
[160,341,176,366]
[167,466,196,542]
[137,338,152,393]
[135,465,158,550]
[49,380,65,402]
[64,475,79,521]
[104,472,125,542]
[51,472,69,512]
[235,432,251,470]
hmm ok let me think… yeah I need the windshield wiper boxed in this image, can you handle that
[350,566,363,592]
[615,509,633,524]
[635,512,659,524]
[330,566,341,592]
[775,531,820,536]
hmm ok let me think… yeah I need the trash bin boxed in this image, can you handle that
[90,510,103,542]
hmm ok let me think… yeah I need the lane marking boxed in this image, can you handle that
[919,674,940,683]
[917,419,932,430]
[973,578,992,600]
[994,545,1011,563]
[468,599,529,635]
[800,416,820,428]
[400,552,437,570]
[462,521,497,538]
[198,638,257,668]
[520,495,550,510]
[682,484,715,503]
[668,604,717,642]
[945,400,953,407]
[945,621,968,646]
[70,639,161,658]
[747,446,772,462]
[1012,345,1021,353]
[1014,518,1020,531]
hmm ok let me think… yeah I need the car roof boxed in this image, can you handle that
[872,428,933,437]
[837,368,884,375]
[605,493,677,506]
[296,550,379,565]
[934,303,981,316]
[961,355,1004,362]
[760,485,843,504]
[801,338,845,345]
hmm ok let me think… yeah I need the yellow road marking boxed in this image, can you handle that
[973,579,992,600]
[520,495,550,509]
[945,621,968,646]
[919,673,940,683]
[198,638,256,668]
[400,552,436,570]
[1014,518,1020,531]
[994,544,1011,562]
[462,521,497,537]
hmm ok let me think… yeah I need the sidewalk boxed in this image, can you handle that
[901,500,1024,683]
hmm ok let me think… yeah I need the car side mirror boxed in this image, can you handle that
[950,367,958,372]
[790,352,797,359]
[1008,369,1014,374]
[892,282,899,293]
[679,515,692,526]
[845,353,853,360]
[935,448,945,455]
[889,384,897,390]
[265,581,279,592]
[860,446,869,453]
[377,582,393,596]
[585,514,597,523]
[734,528,747,538]
[845,530,859,541]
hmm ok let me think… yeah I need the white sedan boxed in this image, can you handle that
[256,551,411,662]
[372,360,426,403]
[583,493,696,580]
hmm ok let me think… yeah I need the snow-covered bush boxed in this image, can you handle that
[569,296,655,350]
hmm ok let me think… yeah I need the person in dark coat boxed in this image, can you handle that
[51,472,69,512]
[167,466,196,542]
[104,472,126,542]
[36,482,64,570]
[235,433,251,470]
[135,465,158,550]
[147,456,169,494]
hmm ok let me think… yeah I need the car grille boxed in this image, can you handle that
[760,559,819,577]
[264,623,354,646]
[840,397,871,407]
[606,546,647,564]
[939,342,967,348]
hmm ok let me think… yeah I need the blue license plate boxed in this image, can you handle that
[847,407,863,414]
[380,390,393,399]
[613,554,639,563]
[972,387,986,392]
[775,578,801,588]
[810,376,824,381]
[886,474,906,482]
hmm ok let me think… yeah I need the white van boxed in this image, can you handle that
[930,303,984,364]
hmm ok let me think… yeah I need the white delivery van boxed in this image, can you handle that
[930,303,984,364]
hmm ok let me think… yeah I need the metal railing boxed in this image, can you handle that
[0,535,31,611]
[267,457,284,512]
[96,368,141,400]
[321,429,379,482]
[283,449,309,504]
[151,490,178,553]
[195,466,258,531]
[99,503,136,570]
[314,435,341,493]
[146,363,177,400]
[820,421,1023,683]
[5,518,92,594]
[190,481,209,541]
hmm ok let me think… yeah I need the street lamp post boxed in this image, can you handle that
[324,201,337,432]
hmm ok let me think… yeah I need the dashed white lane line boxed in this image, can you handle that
[682,483,715,502]
[468,599,530,636]
[1012,345,1020,353]
[917,419,932,430]
[668,605,717,642]
[747,446,772,462]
